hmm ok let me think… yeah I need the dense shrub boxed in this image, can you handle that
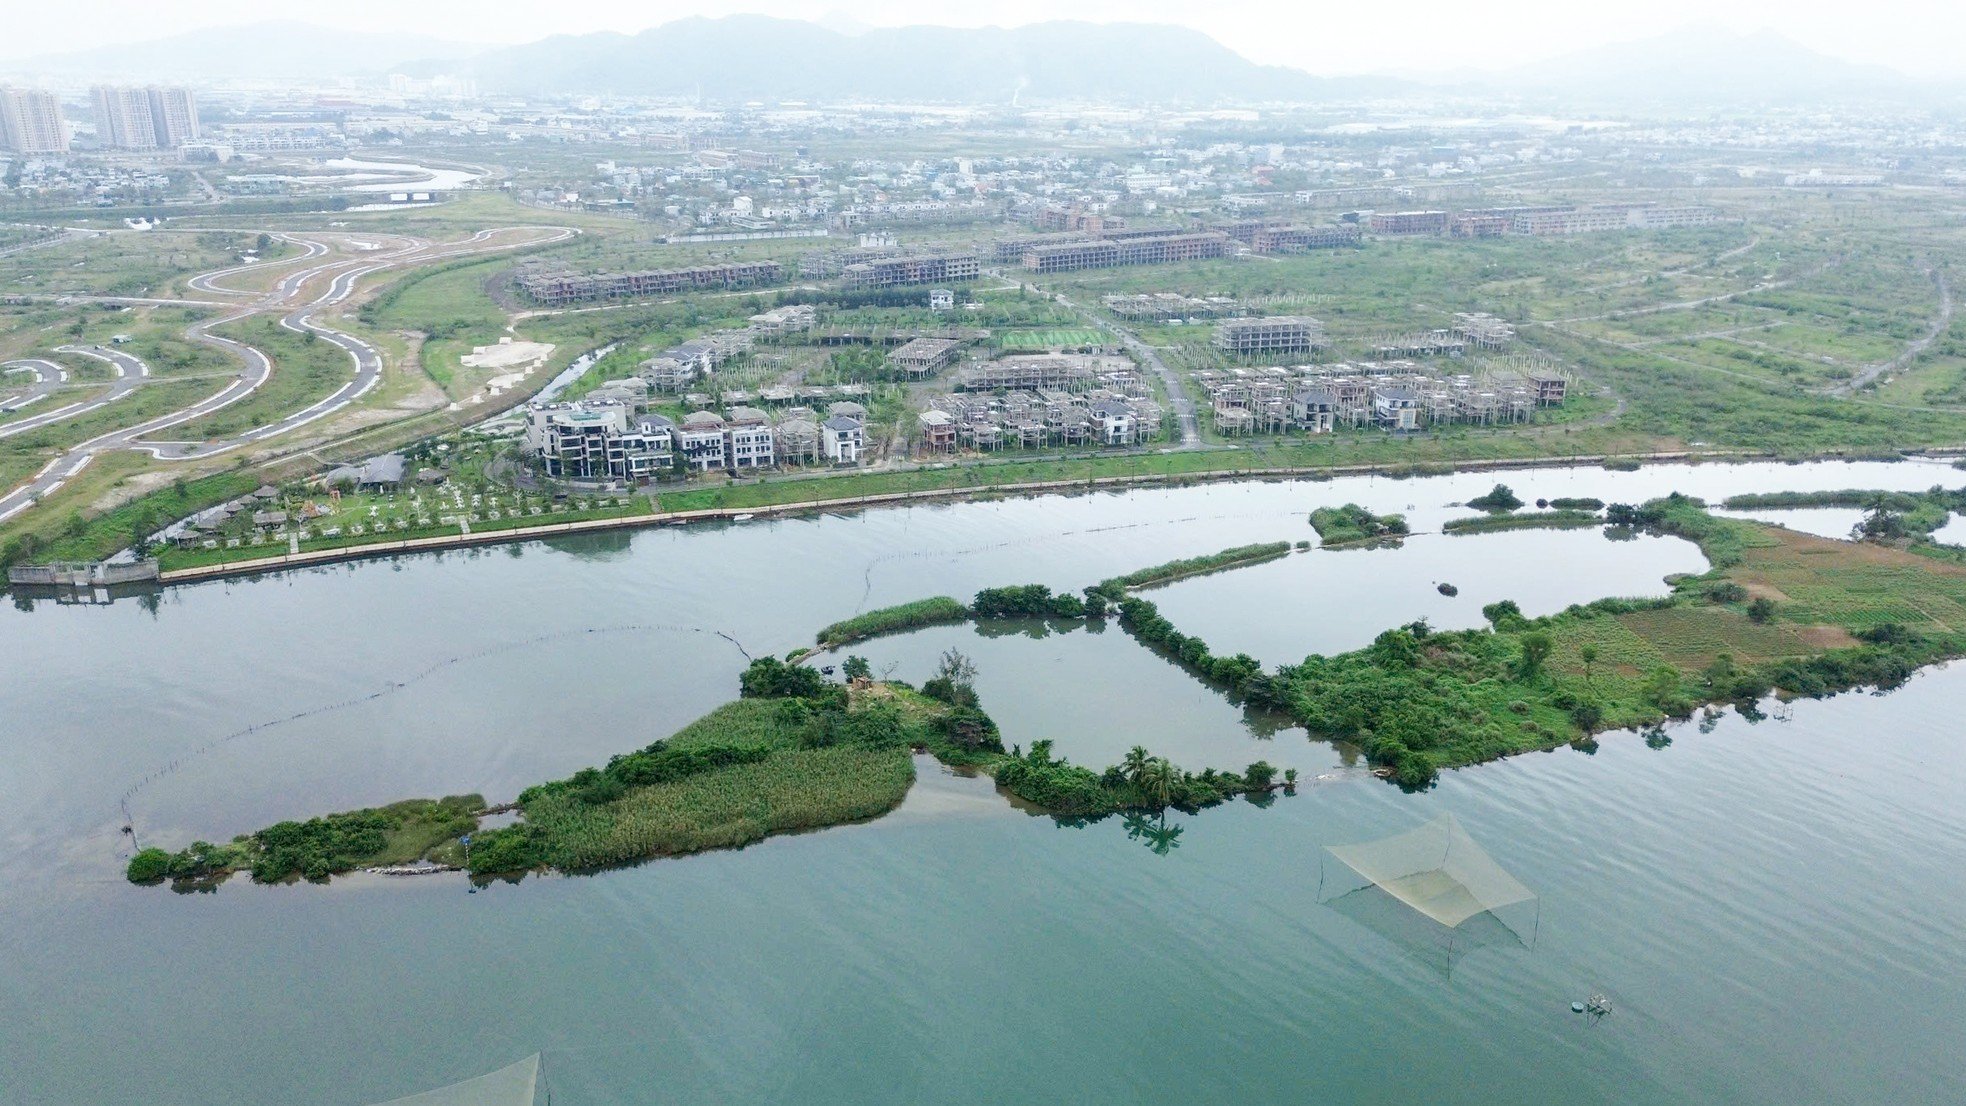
[739,657,827,699]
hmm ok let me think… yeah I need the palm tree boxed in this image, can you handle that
[1139,757,1179,820]
[1122,745,1152,787]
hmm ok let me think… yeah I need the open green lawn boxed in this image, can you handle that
[169,316,352,441]
[998,327,1105,350]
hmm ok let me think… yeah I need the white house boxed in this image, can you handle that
[821,415,865,465]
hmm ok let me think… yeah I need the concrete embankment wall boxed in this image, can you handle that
[8,561,161,586]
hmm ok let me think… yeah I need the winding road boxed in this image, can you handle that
[0,224,577,526]
[0,347,149,442]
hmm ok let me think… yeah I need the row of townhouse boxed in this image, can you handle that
[525,401,867,481]
[517,261,783,306]
[1197,360,1567,436]
[918,388,1164,453]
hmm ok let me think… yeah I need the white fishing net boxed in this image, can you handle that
[1322,813,1537,937]
[368,1054,539,1106]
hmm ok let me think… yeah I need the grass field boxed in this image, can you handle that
[999,327,1105,350]
[167,316,352,441]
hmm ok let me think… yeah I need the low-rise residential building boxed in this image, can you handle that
[725,411,776,470]
[525,403,674,480]
[821,415,865,464]
[675,412,731,472]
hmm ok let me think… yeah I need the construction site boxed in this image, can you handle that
[1215,316,1328,356]
[920,375,1163,455]
[839,250,982,290]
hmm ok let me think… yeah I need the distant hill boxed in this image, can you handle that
[1484,27,1925,105]
[424,17,1402,104]
[0,20,485,82]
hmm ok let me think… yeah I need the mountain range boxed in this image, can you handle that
[0,17,1945,108]
[2,20,484,83]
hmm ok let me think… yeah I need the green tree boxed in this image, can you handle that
[126,848,173,883]
[841,655,872,681]
[1122,745,1152,787]
[1139,757,1179,815]
[1467,484,1523,512]
[1517,631,1555,678]
[1580,644,1599,683]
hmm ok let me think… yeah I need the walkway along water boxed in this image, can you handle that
[147,446,1906,585]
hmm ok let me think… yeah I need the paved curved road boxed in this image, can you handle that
[1,224,577,524]
[185,233,330,297]
[0,347,149,441]
[1,359,66,414]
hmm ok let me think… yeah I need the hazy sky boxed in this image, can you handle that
[6,0,1964,78]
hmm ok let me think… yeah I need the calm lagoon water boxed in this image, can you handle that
[3,459,1965,1104]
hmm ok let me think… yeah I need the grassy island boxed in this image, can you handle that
[1115,495,1966,788]
[1442,509,1603,535]
[1309,504,1410,546]
[129,502,1966,886]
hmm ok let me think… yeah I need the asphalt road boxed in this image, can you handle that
[0,225,577,526]
[0,347,148,440]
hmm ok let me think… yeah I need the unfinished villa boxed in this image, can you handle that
[525,398,870,481]
[1021,231,1230,274]
[1102,292,1240,320]
[955,353,1140,392]
[1197,357,1570,436]
[920,388,1164,453]
[888,337,962,378]
[1215,316,1328,356]
[840,250,981,290]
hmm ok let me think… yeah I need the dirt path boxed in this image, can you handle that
[1832,268,1952,397]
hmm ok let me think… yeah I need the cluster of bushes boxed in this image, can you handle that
[1465,484,1525,512]
[1442,510,1601,535]
[464,662,997,876]
[972,584,1088,620]
[739,656,828,699]
[1096,542,1292,591]
[126,796,483,885]
[990,740,1285,818]
[815,597,970,647]
[1114,596,1277,704]
[523,742,775,807]
[1543,497,1605,511]
[1309,504,1409,545]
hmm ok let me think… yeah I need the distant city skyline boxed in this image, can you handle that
[3,0,1963,80]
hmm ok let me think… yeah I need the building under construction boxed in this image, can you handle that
[1452,313,1515,349]
[840,251,981,290]
[1102,292,1240,320]
[1368,211,1451,236]
[1021,231,1229,274]
[954,354,1146,393]
[993,226,1190,263]
[1195,357,1568,436]
[1034,203,1126,234]
[1370,330,1468,359]
[519,261,782,306]
[1249,225,1361,253]
[1215,316,1327,356]
[888,337,963,378]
